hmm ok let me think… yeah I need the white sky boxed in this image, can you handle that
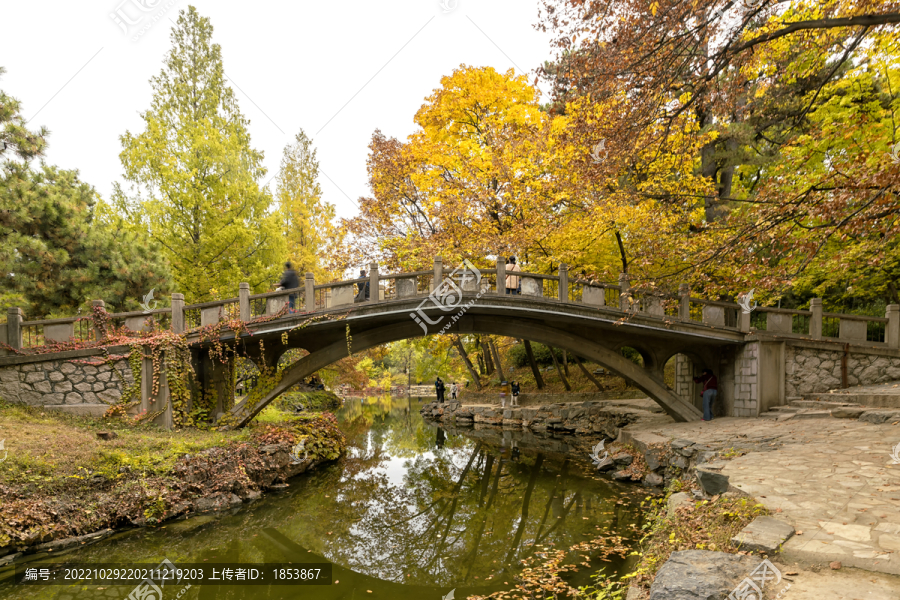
[0,0,553,221]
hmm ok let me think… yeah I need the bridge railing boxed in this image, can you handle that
[4,258,900,351]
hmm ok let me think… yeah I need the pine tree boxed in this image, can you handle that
[115,6,284,302]
[0,163,172,318]
[276,130,336,280]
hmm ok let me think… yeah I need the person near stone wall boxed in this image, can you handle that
[693,368,718,421]
[450,382,458,400]
[435,377,445,403]
[511,381,520,406]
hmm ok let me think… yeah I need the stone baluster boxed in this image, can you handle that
[738,309,751,333]
[558,263,568,302]
[496,257,506,295]
[433,256,443,293]
[369,262,380,303]
[809,298,823,339]
[171,293,184,333]
[6,307,22,350]
[239,283,251,321]
[305,273,315,312]
[886,304,899,348]
[678,283,691,321]
[92,300,106,340]
[618,273,630,311]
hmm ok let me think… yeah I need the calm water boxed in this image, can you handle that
[0,397,644,599]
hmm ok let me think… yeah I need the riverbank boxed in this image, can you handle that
[0,400,345,562]
[421,396,900,597]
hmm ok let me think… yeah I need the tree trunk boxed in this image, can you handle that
[480,336,494,375]
[523,339,544,389]
[563,350,569,377]
[453,335,482,390]
[489,339,506,381]
[548,346,571,391]
[574,354,603,391]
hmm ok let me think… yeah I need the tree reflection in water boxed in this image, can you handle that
[0,397,643,600]
[306,396,643,590]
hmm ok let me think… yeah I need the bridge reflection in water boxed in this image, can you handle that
[0,397,644,600]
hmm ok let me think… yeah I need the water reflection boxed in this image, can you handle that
[0,396,642,599]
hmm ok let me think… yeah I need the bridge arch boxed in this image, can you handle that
[224,315,703,428]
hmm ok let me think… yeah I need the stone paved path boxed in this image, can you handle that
[627,416,900,575]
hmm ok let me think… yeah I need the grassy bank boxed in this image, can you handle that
[0,400,345,552]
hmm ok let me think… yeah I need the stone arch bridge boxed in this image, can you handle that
[1,258,898,429]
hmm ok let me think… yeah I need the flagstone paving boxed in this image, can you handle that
[626,416,900,575]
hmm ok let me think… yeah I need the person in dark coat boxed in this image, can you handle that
[279,262,300,311]
[435,377,445,403]
[355,269,370,302]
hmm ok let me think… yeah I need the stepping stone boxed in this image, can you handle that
[731,516,796,553]
[831,406,867,419]
[793,411,833,419]
[649,550,759,600]
[858,410,900,424]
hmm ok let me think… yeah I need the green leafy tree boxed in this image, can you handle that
[114,6,283,302]
[276,130,337,280]
[0,163,171,319]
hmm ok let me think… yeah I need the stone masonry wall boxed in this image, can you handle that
[732,342,759,417]
[785,346,900,396]
[0,358,133,408]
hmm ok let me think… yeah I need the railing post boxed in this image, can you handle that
[433,256,443,293]
[618,273,630,311]
[496,257,506,295]
[305,273,315,312]
[369,262,380,303]
[886,304,899,348]
[6,307,22,350]
[171,293,184,333]
[739,310,751,333]
[92,299,106,340]
[558,263,568,302]
[679,283,691,321]
[239,283,251,321]
[810,298,823,339]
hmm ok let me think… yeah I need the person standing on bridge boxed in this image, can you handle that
[693,368,718,421]
[279,262,300,312]
[355,268,370,302]
[505,256,521,295]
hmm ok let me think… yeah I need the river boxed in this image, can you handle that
[0,396,644,599]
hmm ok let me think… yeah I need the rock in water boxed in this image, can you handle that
[649,550,758,600]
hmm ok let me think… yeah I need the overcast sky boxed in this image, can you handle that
[0,0,554,221]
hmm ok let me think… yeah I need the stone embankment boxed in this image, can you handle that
[0,436,341,563]
[420,398,742,492]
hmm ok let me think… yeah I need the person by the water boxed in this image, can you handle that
[435,377,446,403]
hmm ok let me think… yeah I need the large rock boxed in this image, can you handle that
[859,410,900,424]
[649,550,759,600]
[696,469,729,495]
[731,516,795,553]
